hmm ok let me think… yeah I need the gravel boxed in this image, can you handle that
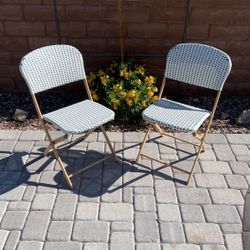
[0,92,249,134]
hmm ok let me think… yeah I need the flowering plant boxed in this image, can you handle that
[87,60,159,120]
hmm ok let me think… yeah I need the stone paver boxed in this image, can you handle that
[185,223,224,244]
[229,161,250,175]
[31,193,56,210]
[100,203,133,221]
[225,174,248,189]
[0,131,249,250]
[135,213,160,243]
[111,222,133,232]
[160,222,185,243]
[158,204,181,222]
[73,221,109,242]
[4,230,21,250]
[180,205,205,223]
[213,144,236,161]
[47,221,73,241]
[0,230,9,249]
[200,161,232,174]
[52,194,77,220]
[1,211,27,230]
[84,243,108,250]
[203,205,241,224]
[110,232,135,250]
[177,188,211,204]
[75,202,98,220]
[194,174,227,188]
[8,201,31,211]
[19,130,45,141]
[17,241,43,250]
[0,186,26,201]
[210,189,244,205]
[44,242,82,250]
[137,243,161,250]
[135,195,156,212]
[226,134,250,144]
[0,130,21,140]
[162,244,200,250]
[225,234,243,250]
[22,211,51,241]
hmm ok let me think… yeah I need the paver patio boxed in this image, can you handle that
[0,130,249,250]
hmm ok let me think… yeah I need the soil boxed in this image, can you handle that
[0,92,249,134]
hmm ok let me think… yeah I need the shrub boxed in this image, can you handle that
[87,60,159,121]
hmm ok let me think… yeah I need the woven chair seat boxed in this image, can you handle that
[43,100,114,134]
[142,98,210,132]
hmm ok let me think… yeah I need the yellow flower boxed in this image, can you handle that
[87,77,94,87]
[120,69,127,77]
[113,84,119,90]
[147,90,154,97]
[136,66,145,75]
[111,99,120,110]
[92,94,99,101]
[119,91,126,97]
[135,79,142,85]
[152,86,158,92]
[141,100,147,108]
[98,69,105,77]
[134,95,138,103]
[127,90,136,98]
[100,75,109,85]
[90,72,96,80]
[124,71,130,79]
[145,76,155,85]
[113,84,123,90]
[91,89,99,101]
[125,97,133,107]
[152,95,159,102]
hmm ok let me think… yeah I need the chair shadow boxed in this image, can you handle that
[0,135,196,197]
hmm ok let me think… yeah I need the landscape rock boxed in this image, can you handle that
[12,109,29,122]
[237,109,250,125]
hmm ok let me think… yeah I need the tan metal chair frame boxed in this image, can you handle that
[136,77,222,185]
[31,79,117,189]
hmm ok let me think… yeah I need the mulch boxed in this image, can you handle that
[0,92,249,134]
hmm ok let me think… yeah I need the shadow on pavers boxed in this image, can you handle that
[0,137,193,197]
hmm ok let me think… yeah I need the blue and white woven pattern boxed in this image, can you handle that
[165,43,232,90]
[143,98,210,132]
[43,100,115,134]
[19,45,86,94]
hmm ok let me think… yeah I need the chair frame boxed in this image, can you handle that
[136,70,223,185]
[29,76,116,190]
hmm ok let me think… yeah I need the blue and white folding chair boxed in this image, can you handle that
[136,43,232,184]
[20,45,116,189]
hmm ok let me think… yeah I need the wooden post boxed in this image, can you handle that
[182,0,192,43]
[53,0,61,44]
[118,0,125,61]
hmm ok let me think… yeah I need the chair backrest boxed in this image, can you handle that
[165,43,232,91]
[19,44,86,94]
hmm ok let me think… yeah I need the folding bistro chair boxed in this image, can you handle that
[136,43,232,184]
[19,44,117,189]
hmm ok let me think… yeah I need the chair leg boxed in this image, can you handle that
[154,124,163,136]
[186,141,204,185]
[56,153,73,189]
[43,125,73,189]
[192,132,205,152]
[44,134,68,157]
[136,124,152,163]
[100,126,117,161]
